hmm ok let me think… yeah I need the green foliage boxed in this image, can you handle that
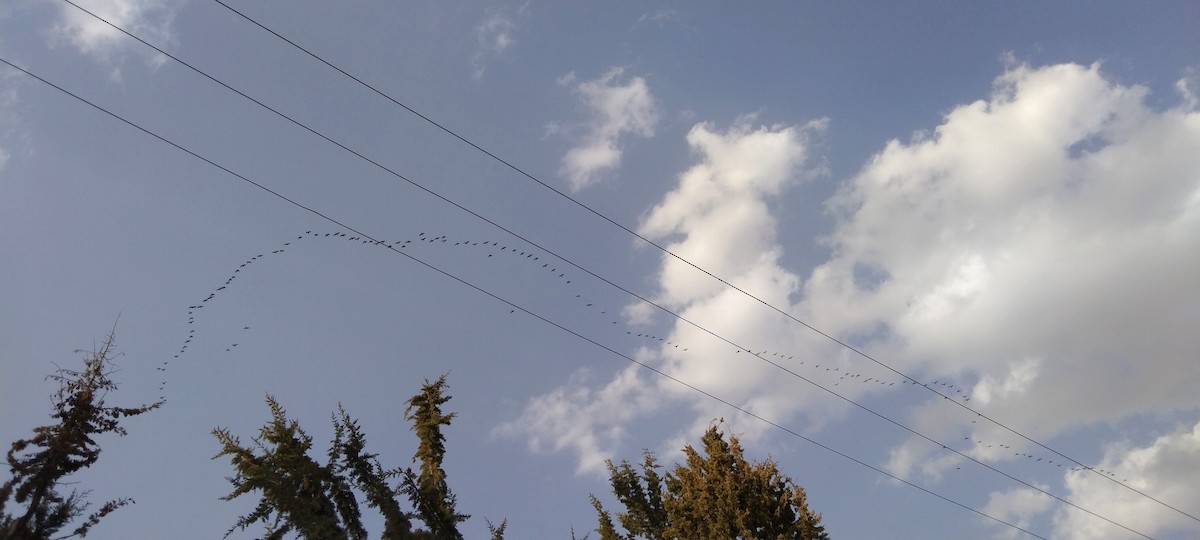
[402,375,468,540]
[591,425,829,540]
[213,374,496,540]
[329,406,412,538]
[485,518,507,540]
[212,397,367,539]
[0,332,161,539]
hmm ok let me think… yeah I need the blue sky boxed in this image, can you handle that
[2,1,1198,539]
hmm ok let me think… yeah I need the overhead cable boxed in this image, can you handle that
[1,54,1051,540]
[204,0,1198,524]
[52,3,1173,535]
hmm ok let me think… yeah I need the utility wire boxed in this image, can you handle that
[54,3,1167,536]
[0,55,1050,540]
[206,0,1199,525]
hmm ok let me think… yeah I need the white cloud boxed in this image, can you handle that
[0,76,20,174]
[553,68,660,192]
[620,298,656,327]
[506,63,1200,511]
[494,364,659,477]
[1051,422,1200,539]
[820,63,1200,476]
[639,117,824,307]
[1177,67,1199,110]
[471,9,519,80]
[626,117,842,443]
[635,9,679,28]
[51,0,182,75]
[503,117,829,467]
[982,485,1053,539]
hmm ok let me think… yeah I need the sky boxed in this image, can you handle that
[1,1,1198,539]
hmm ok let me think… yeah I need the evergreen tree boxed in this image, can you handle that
[213,374,497,540]
[401,375,467,540]
[0,333,161,539]
[329,405,413,539]
[212,397,370,539]
[591,425,829,540]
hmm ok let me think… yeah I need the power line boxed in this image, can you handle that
[0,55,1051,540]
[205,0,1199,525]
[51,3,1169,536]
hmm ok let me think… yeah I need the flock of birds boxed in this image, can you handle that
[158,228,1127,484]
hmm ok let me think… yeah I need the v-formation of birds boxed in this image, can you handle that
[158,228,1125,482]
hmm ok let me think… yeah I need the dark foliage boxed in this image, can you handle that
[0,333,160,539]
[591,424,829,540]
[213,374,498,540]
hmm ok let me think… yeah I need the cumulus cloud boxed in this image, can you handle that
[471,9,519,80]
[494,365,658,476]
[635,9,679,28]
[821,62,1200,482]
[982,485,1053,539]
[0,76,20,174]
[1051,422,1200,539]
[52,0,183,75]
[505,64,1200,529]
[1178,67,1199,110]
[0,133,8,173]
[553,68,660,192]
[503,117,829,468]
